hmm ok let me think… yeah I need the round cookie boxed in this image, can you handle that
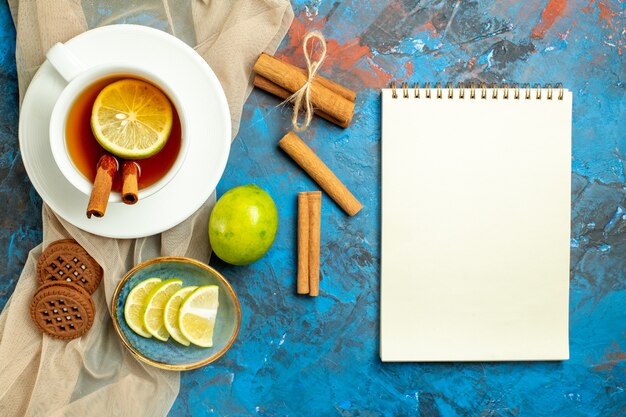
[36,240,102,294]
[30,282,96,340]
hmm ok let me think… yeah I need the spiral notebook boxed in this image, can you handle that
[380,83,572,362]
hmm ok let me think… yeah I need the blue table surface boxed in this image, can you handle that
[1,1,625,416]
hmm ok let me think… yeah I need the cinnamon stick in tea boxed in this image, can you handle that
[253,53,355,128]
[254,75,344,127]
[87,154,118,218]
[278,132,363,216]
[121,161,139,205]
[297,193,310,294]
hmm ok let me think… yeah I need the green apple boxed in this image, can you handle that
[209,184,278,265]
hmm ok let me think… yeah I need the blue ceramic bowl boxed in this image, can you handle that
[111,257,241,370]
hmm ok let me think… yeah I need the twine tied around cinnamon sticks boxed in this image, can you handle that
[253,34,355,129]
[286,31,327,132]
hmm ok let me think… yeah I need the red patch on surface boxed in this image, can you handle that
[276,14,393,89]
[404,61,414,79]
[582,1,623,54]
[597,2,618,27]
[583,1,618,27]
[531,0,568,39]
[419,21,439,37]
[593,343,626,371]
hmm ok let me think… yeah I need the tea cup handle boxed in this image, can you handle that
[46,43,86,83]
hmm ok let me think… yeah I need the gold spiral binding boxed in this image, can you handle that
[389,82,565,100]
[491,83,498,98]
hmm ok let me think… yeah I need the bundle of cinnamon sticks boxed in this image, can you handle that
[253,53,356,129]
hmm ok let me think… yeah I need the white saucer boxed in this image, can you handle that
[19,25,231,239]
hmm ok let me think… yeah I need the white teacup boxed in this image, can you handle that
[47,42,189,203]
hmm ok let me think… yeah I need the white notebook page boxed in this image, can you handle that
[380,87,572,361]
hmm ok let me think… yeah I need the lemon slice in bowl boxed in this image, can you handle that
[124,277,162,338]
[163,286,197,346]
[91,79,173,159]
[143,278,183,341]
[179,285,219,348]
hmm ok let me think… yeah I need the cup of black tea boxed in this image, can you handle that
[47,42,190,203]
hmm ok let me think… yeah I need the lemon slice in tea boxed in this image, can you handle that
[91,79,173,159]
[124,277,162,338]
[178,285,219,348]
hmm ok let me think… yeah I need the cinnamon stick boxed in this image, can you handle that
[297,193,310,294]
[307,192,321,297]
[121,161,139,205]
[254,75,344,126]
[87,154,118,218]
[254,62,356,102]
[253,53,355,128]
[293,66,357,103]
[278,132,363,216]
